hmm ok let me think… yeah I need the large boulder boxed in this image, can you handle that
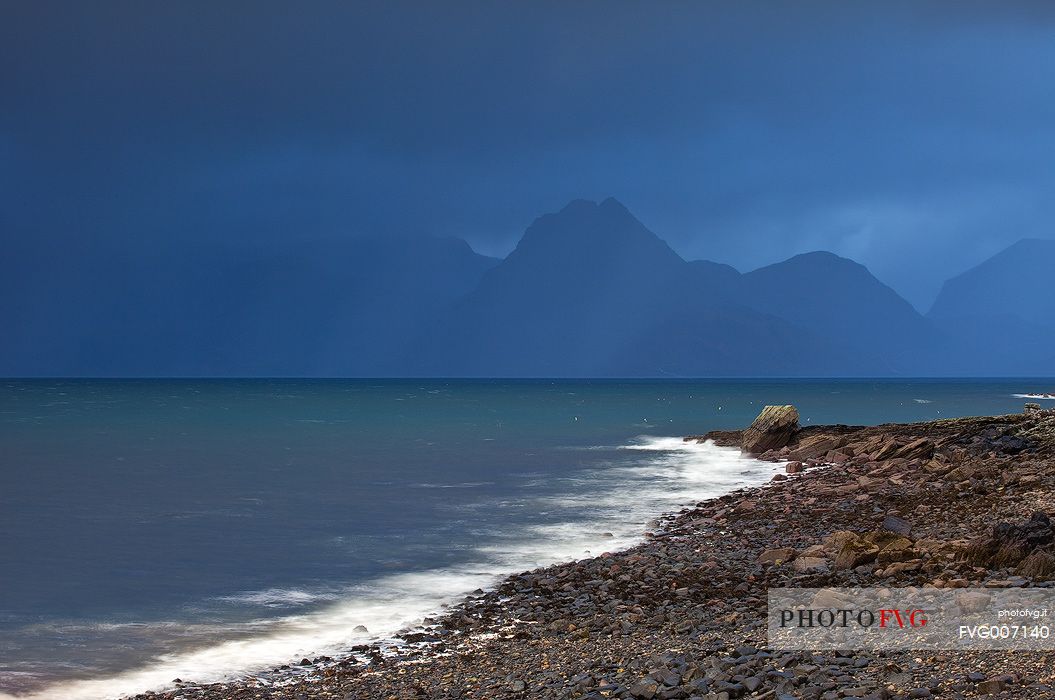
[741,405,799,455]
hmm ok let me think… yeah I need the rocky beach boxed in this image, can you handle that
[130,405,1055,700]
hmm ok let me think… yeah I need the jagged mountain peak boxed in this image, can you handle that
[504,198,684,269]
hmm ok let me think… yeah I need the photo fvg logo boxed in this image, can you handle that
[771,588,1055,650]
[779,607,928,629]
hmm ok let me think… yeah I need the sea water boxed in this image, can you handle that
[0,378,1048,699]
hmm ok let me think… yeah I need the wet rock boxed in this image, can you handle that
[966,511,1053,568]
[894,438,934,460]
[834,536,879,570]
[1005,511,1053,547]
[824,531,859,553]
[959,425,1033,455]
[791,556,829,573]
[789,434,846,461]
[1016,550,1055,578]
[976,678,1008,694]
[691,429,742,447]
[630,677,660,698]
[651,667,681,686]
[879,561,920,577]
[881,515,913,538]
[862,531,915,565]
[758,548,797,565]
[873,438,902,461]
[741,405,800,455]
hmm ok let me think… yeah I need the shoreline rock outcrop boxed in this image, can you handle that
[739,404,799,455]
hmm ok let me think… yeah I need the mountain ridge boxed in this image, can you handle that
[2,199,1049,376]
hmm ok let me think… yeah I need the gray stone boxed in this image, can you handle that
[977,679,1008,694]
[630,677,661,699]
[881,515,913,538]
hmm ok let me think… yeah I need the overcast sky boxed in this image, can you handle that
[3,1,1053,310]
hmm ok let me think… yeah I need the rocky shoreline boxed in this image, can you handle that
[131,406,1055,700]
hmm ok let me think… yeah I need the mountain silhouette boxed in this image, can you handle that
[930,238,1055,327]
[742,252,938,374]
[414,200,912,376]
[928,238,1055,374]
[413,199,697,375]
[3,199,1047,377]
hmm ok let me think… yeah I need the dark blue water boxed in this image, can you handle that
[0,379,1050,698]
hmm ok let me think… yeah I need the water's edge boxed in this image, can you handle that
[1,440,781,700]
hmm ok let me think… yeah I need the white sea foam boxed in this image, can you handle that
[1014,393,1055,400]
[2,439,778,700]
[0,569,497,700]
[479,438,781,570]
[619,436,699,451]
[215,588,342,608]
[615,436,781,503]
[409,481,495,489]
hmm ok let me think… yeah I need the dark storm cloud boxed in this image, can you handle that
[2,1,1054,309]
